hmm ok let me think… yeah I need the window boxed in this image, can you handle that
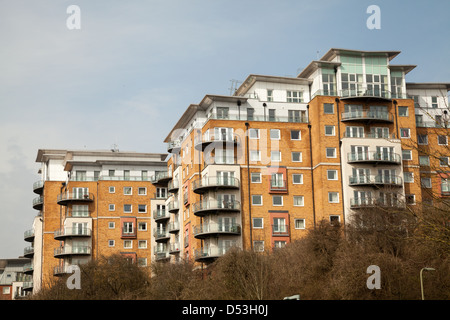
[326,148,336,158]
[439,157,449,167]
[124,204,132,213]
[123,222,134,234]
[291,152,302,162]
[274,241,287,249]
[156,188,167,199]
[109,170,115,177]
[403,172,414,183]
[268,109,276,121]
[272,195,283,206]
[124,187,132,195]
[267,89,273,102]
[109,204,115,211]
[400,128,410,138]
[346,126,364,138]
[327,170,338,180]
[293,196,304,206]
[273,218,287,233]
[123,240,133,249]
[253,217,263,229]
[324,103,334,114]
[252,195,263,206]
[438,135,448,145]
[247,108,254,120]
[138,187,147,195]
[402,150,412,161]
[138,222,147,231]
[325,125,335,136]
[328,192,339,203]
[138,204,147,213]
[216,107,229,119]
[251,172,261,183]
[421,178,432,188]
[138,240,147,249]
[271,151,281,162]
[108,240,115,247]
[418,134,428,145]
[295,219,305,229]
[419,155,430,166]
[270,129,280,140]
[123,170,130,181]
[398,106,408,117]
[330,215,340,225]
[109,186,115,193]
[250,151,261,162]
[3,287,11,295]
[291,130,301,140]
[441,179,450,193]
[138,258,147,267]
[141,170,148,180]
[289,110,305,122]
[405,194,416,205]
[108,222,115,229]
[287,90,302,103]
[431,96,438,108]
[253,241,265,252]
[292,174,303,184]
[249,128,259,139]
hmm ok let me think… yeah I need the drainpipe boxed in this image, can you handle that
[335,97,346,229]
[307,106,316,229]
[393,100,399,139]
[245,122,253,250]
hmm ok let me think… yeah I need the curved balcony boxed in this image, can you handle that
[57,192,94,206]
[23,246,34,258]
[33,180,44,194]
[341,110,394,124]
[194,133,240,151]
[168,221,180,233]
[24,229,35,242]
[194,245,238,262]
[339,89,397,101]
[167,200,179,213]
[53,266,71,277]
[193,176,240,194]
[154,248,170,261]
[347,152,401,165]
[193,223,241,239]
[66,208,91,218]
[350,197,404,209]
[150,171,172,185]
[167,140,181,153]
[349,175,403,187]
[32,196,43,210]
[192,199,241,217]
[169,242,181,254]
[54,227,92,240]
[22,282,33,291]
[54,246,91,258]
[23,263,34,275]
[153,229,170,242]
[153,209,170,222]
[168,180,180,193]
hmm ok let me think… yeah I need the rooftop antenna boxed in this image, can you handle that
[316,50,320,60]
[229,79,242,96]
[111,144,119,152]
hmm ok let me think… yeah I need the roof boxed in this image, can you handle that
[406,82,450,91]
[319,48,401,62]
[234,74,312,97]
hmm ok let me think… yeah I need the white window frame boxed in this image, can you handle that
[294,219,306,229]
[291,152,302,162]
[250,150,261,162]
[421,177,432,188]
[293,195,304,207]
[327,170,338,180]
[108,240,115,247]
[109,204,115,211]
[138,187,147,195]
[123,240,133,249]
[291,130,301,140]
[271,151,281,162]
[292,173,303,184]
[272,195,283,206]
[123,187,132,195]
[400,128,410,138]
[270,129,281,140]
[438,135,448,145]
[324,125,335,136]
[124,204,132,213]
[109,186,115,193]
[108,222,115,229]
[138,204,147,213]
[328,192,339,203]
[326,147,336,158]
[249,128,260,139]
[252,217,264,229]
[403,172,414,183]
[251,172,262,183]
[251,195,263,206]
[138,240,147,249]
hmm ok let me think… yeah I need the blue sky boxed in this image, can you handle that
[0,0,449,258]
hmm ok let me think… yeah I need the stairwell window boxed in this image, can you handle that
[324,103,334,114]
[328,192,339,203]
[272,195,283,206]
[398,106,408,117]
[287,90,303,103]
[216,107,229,119]
[438,135,448,145]
[326,148,336,158]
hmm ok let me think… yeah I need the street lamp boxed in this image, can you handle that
[420,267,435,300]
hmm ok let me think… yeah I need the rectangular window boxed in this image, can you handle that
[138,204,147,213]
[109,204,115,211]
[273,218,287,234]
[253,241,265,252]
[405,194,416,205]
[324,125,335,136]
[438,135,448,145]
[124,187,132,195]
[291,152,302,162]
[123,170,130,181]
[293,195,304,206]
[419,155,430,166]
[398,106,408,117]
[400,128,410,138]
[418,134,428,145]
[327,170,338,180]
[108,222,115,229]
[287,90,302,103]
[251,172,262,183]
[123,240,133,249]
[138,240,147,249]
[291,130,301,140]
[247,108,254,120]
[108,240,115,247]
[440,157,449,167]
[403,172,414,183]
[124,204,132,213]
[402,150,412,161]
[324,103,334,114]
[270,129,280,140]
[431,97,438,108]
[216,107,229,119]
[253,217,263,229]
[421,178,432,188]
[328,192,339,203]
[292,173,303,184]
[109,186,115,193]
[251,195,263,206]
[249,128,259,139]
[294,219,305,229]
[267,89,273,102]
[138,187,147,195]
[326,147,336,158]
[271,151,281,162]
[138,222,147,231]
[250,151,260,162]
[272,195,283,206]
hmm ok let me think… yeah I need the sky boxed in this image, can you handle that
[0,0,449,258]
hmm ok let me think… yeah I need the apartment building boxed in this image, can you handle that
[26,149,167,293]
[163,48,450,265]
[0,258,31,300]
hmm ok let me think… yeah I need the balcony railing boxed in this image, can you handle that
[348,175,403,187]
[203,155,236,167]
[121,228,136,239]
[272,225,289,236]
[194,245,238,261]
[154,247,170,261]
[206,113,308,123]
[32,196,43,210]
[150,171,172,184]
[24,229,35,242]
[167,140,182,153]
[269,179,287,192]
[192,176,240,193]
[153,209,169,221]
[168,221,180,233]
[347,152,401,164]
[168,180,180,193]
[154,229,170,241]
[23,246,34,258]
[54,227,91,239]
[66,209,90,218]
[54,246,91,257]
[341,111,394,123]
[350,197,404,209]
[194,132,240,151]
[23,263,34,275]
[167,200,180,212]
[193,222,241,239]
[57,192,94,205]
[415,121,450,128]
[169,242,181,254]
[33,180,44,194]
[192,199,241,216]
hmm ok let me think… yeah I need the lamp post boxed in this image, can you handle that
[420,267,435,300]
